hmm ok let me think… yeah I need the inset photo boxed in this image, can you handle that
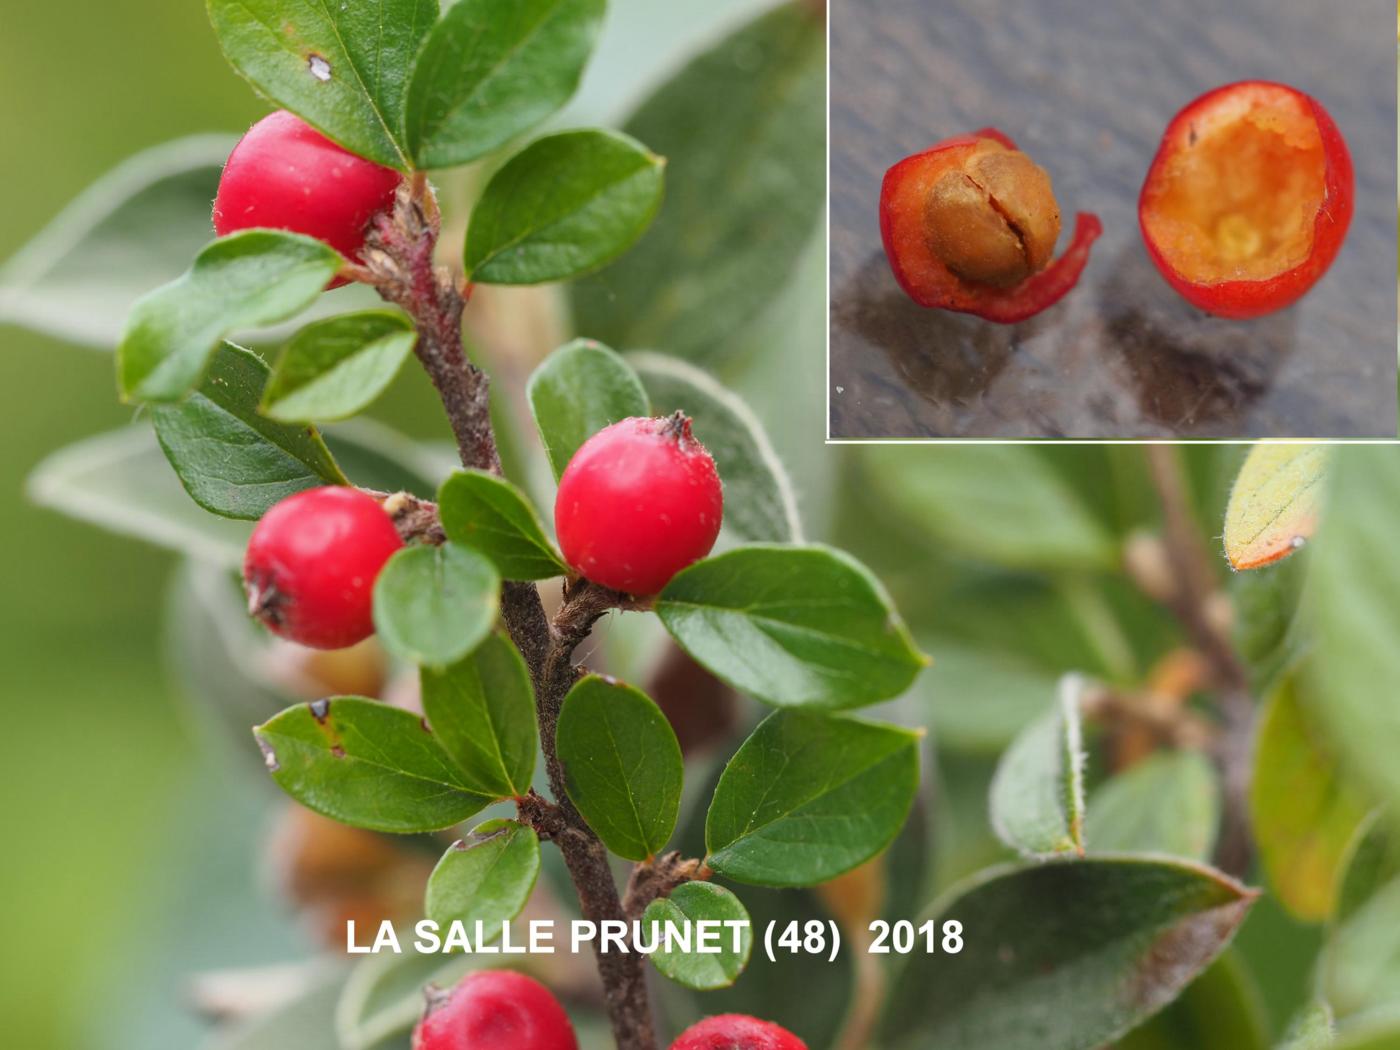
[829,0,1397,439]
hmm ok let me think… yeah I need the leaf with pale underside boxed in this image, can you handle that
[424,819,540,940]
[260,311,416,423]
[1088,750,1220,862]
[1224,445,1332,571]
[989,675,1087,859]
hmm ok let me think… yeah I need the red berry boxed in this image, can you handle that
[213,110,401,287]
[554,413,723,596]
[243,487,403,650]
[671,1014,807,1050]
[412,970,578,1050]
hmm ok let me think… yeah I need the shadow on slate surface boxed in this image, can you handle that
[829,0,1397,439]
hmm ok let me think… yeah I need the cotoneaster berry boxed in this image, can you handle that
[671,1014,808,1050]
[243,486,403,650]
[412,970,578,1050]
[554,413,723,596]
[213,110,402,287]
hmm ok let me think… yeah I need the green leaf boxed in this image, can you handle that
[207,0,436,169]
[881,856,1257,1050]
[0,135,233,348]
[151,342,346,519]
[253,697,493,833]
[1088,750,1221,862]
[372,543,500,669]
[1334,1022,1400,1050]
[27,426,252,569]
[465,130,664,285]
[915,642,1061,754]
[862,445,1119,572]
[556,675,683,861]
[260,311,416,423]
[526,339,648,479]
[404,0,605,170]
[1323,814,1400,1019]
[424,819,541,940]
[989,675,1087,859]
[1307,448,1400,813]
[1224,445,1332,571]
[117,231,343,403]
[1333,812,1400,929]
[1117,952,1269,1050]
[421,633,537,798]
[657,544,927,710]
[1251,677,1370,922]
[571,2,824,361]
[705,710,920,887]
[642,881,752,990]
[631,351,801,544]
[1232,548,1310,695]
[1278,1002,1335,1050]
[437,470,567,580]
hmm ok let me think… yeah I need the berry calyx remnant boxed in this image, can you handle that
[213,110,402,287]
[554,413,723,596]
[243,486,403,650]
[412,970,579,1050]
[670,1014,808,1050]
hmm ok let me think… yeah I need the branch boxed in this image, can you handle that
[1139,446,1255,878]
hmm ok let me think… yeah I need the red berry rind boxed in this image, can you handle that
[412,970,578,1050]
[670,1014,808,1050]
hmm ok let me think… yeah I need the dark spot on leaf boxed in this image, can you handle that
[330,744,347,759]
[448,838,467,852]
[309,698,331,723]
[420,717,433,734]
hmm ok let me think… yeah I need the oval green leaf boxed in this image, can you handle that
[117,230,344,403]
[437,469,567,581]
[151,342,346,519]
[260,311,416,422]
[571,2,824,361]
[372,542,500,669]
[881,856,1257,1050]
[705,710,920,887]
[657,544,927,710]
[466,129,664,285]
[253,697,493,833]
[1089,750,1221,862]
[404,0,604,170]
[1224,445,1332,571]
[642,881,752,990]
[631,351,801,544]
[421,632,537,798]
[424,819,541,940]
[1278,1002,1336,1050]
[526,339,648,479]
[556,675,683,861]
[989,674,1087,859]
[915,642,1061,754]
[207,0,435,169]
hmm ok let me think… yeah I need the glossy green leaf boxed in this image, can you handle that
[404,0,604,169]
[260,311,416,422]
[151,342,346,519]
[556,675,682,861]
[705,710,920,887]
[420,633,537,798]
[526,339,648,479]
[1117,952,1269,1050]
[1307,448,1400,813]
[27,426,252,570]
[571,2,824,361]
[631,351,801,544]
[657,544,927,710]
[207,0,436,169]
[881,856,1257,1050]
[466,129,664,284]
[862,445,1118,571]
[372,542,500,668]
[0,135,233,348]
[915,642,1061,753]
[117,231,343,403]
[437,469,567,580]
[1278,1002,1336,1050]
[253,697,493,833]
[989,675,1087,859]
[1089,750,1221,862]
[424,819,541,939]
[1252,678,1370,921]
[1224,445,1332,571]
[1333,813,1400,929]
[642,881,752,990]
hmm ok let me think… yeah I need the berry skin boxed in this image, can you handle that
[412,970,578,1050]
[554,413,723,596]
[671,1014,808,1050]
[213,110,401,286]
[243,487,403,650]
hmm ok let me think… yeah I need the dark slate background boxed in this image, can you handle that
[829,0,1397,439]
